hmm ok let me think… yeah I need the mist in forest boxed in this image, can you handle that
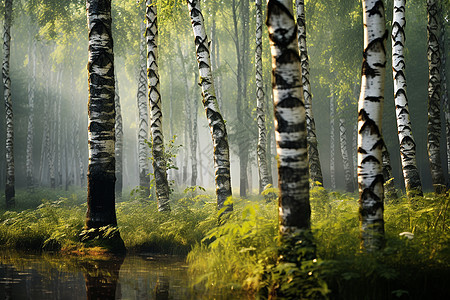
[0,0,448,195]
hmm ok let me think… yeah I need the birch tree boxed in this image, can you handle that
[296,0,323,186]
[187,0,232,213]
[85,0,120,230]
[115,77,123,197]
[26,37,36,190]
[358,0,387,252]
[255,0,271,192]
[391,0,423,196]
[3,0,14,208]
[266,0,312,250]
[146,0,170,211]
[426,0,445,193]
[339,118,354,192]
[137,20,150,197]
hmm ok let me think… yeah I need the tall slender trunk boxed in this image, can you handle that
[215,34,223,113]
[266,0,313,259]
[56,69,63,188]
[3,0,14,208]
[391,0,423,196]
[353,123,358,188]
[177,40,192,186]
[232,0,249,198]
[426,0,445,193]
[137,20,150,197]
[339,118,354,192]
[358,0,387,252]
[46,70,56,188]
[296,0,323,186]
[330,90,336,190]
[191,73,198,186]
[75,113,85,187]
[26,37,36,190]
[115,76,123,197]
[187,0,233,213]
[255,0,271,193]
[265,84,274,186]
[85,0,119,229]
[146,0,170,211]
[439,8,449,184]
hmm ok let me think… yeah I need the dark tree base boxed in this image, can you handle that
[80,225,126,255]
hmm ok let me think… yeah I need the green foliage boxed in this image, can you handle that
[188,188,450,299]
[0,196,85,251]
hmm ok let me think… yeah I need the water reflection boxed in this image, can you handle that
[0,252,191,299]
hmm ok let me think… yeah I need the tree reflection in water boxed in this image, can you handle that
[0,252,190,299]
[81,255,124,299]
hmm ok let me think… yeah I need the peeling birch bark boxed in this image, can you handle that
[187,0,232,214]
[391,0,423,197]
[146,0,170,211]
[426,0,446,193]
[358,0,387,252]
[256,0,271,192]
[296,0,323,186]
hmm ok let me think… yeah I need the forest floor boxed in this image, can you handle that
[0,185,449,299]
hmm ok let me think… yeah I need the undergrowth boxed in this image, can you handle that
[1,186,449,299]
[187,187,450,299]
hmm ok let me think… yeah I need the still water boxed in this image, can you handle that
[0,252,192,299]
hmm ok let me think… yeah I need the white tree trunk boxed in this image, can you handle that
[296,0,323,186]
[339,118,354,192]
[137,20,150,197]
[146,0,170,211]
[115,76,123,197]
[255,0,271,192]
[391,0,423,196]
[187,0,232,214]
[358,0,386,252]
[85,0,118,229]
[267,0,311,241]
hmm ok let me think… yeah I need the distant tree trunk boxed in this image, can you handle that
[191,73,198,186]
[296,0,323,186]
[176,39,192,186]
[215,33,223,113]
[339,118,354,192]
[358,0,386,252]
[26,37,36,191]
[330,90,336,190]
[146,0,170,211]
[85,0,119,229]
[56,69,63,188]
[47,70,56,188]
[267,0,312,250]
[382,145,397,199]
[232,0,249,198]
[255,0,271,193]
[3,0,14,208]
[115,76,123,197]
[426,0,445,193]
[75,113,85,187]
[187,0,233,213]
[137,20,150,197]
[265,84,274,186]
[391,0,423,196]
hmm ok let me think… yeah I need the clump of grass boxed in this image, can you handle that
[117,189,217,254]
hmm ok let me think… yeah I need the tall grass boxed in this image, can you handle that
[187,187,450,299]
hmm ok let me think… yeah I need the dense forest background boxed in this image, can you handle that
[0,0,448,194]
